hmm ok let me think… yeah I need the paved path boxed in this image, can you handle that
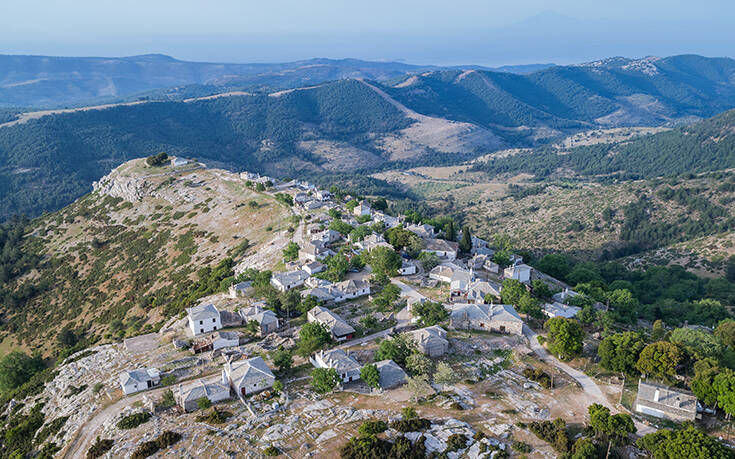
[523,324,654,435]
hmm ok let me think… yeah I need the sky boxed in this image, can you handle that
[1,0,734,66]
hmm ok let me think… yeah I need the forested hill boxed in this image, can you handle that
[386,55,735,130]
[473,108,735,180]
[3,54,735,220]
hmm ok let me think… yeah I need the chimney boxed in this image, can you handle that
[653,389,660,402]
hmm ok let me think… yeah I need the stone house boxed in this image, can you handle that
[310,349,361,383]
[187,303,221,336]
[634,380,697,422]
[449,303,523,335]
[176,378,231,411]
[119,368,161,395]
[307,306,355,341]
[222,357,276,397]
[270,269,310,292]
[407,326,449,357]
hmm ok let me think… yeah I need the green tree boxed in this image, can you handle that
[297,322,333,357]
[282,242,299,261]
[300,294,322,314]
[500,278,526,306]
[368,246,402,278]
[350,225,372,242]
[571,438,598,459]
[444,220,456,241]
[517,293,544,319]
[713,368,735,417]
[531,279,552,299]
[433,362,456,385]
[544,318,585,360]
[405,353,433,377]
[458,226,472,254]
[637,425,733,459]
[271,346,293,373]
[372,283,401,311]
[606,289,639,324]
[598,331,646,375]
[320,253,349,282]
[636,341,684,380]
[0,351,45,392]
[691,359,720,406]
[651,319,667,341]
[57,327,79,347]
[406,375,433,402]
[272,380,284,394]
[417,251,440,271]
[715,319,735,348]
[536,254,573,281]
[670,327,724,360]
[345,199,359,212]
[311,368,340,394]
[411,300,449,327]
[360,364,381,390]
[375,334,415,366]
[588,404,636,445]
[386,227,423,258]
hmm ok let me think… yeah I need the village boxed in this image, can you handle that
[32,157,710,458]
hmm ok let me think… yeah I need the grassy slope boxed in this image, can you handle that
[0,159,291,355]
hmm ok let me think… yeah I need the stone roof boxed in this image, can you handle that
[424,238,459,253]
[409,326,449,347]
[301,287,335,302]
[272,269,309,286]
[543,302,581,318]
[308,306,355,337]
[450,303,523,323]
[119,368,159,386]
[375,360,408,389]
[227,356,275,384]
[333,279,369,295]
[636,380,697,417]
[187,303,219,321]
[314,349,360,372]
[178,378,230,403]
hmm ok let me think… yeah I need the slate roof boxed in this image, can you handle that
[375,360,408,389]
[450,303,523,323]
[178,378,230,403]
[424,238,459,253]
[314,349,360,372]
[187,303,219,321]
[119,368,160,386]
[227,356,275,384]
[308,306,355,337]
[333,279,369,295]
[636,380,697,419]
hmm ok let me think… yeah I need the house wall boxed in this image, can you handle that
[189,316,221,336]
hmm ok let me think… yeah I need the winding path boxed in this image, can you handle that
[523,324,654,435]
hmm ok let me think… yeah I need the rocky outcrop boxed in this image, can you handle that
[93,172,150,202]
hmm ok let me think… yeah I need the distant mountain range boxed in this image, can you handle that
[1,53,735,219]
[0,54,555,108]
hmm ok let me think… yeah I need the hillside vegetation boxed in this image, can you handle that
[474,108,735,179]
[0,159,291,355]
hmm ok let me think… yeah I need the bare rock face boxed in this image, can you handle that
[93,172,150,202]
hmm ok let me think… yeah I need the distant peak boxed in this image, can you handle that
[126,54,178,62]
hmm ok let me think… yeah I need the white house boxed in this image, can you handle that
[222,357,275,397]
[270,269,310,292]
[171,157,190,167]
[119,368,161,395]
[310,349,361,383]
[299,241,331,262]
[302,261,325,275]
[423,238,459,261]
[176,378,231,411]
[373,212,401,229]
[331,279,370,301]
[187,303,221,336]
[504,263,532,283]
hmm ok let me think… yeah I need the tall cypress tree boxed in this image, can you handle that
[459,226,472,254]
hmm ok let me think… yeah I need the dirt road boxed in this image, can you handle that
[523,324,654,435]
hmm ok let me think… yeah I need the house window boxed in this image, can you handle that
[213,326,217,330]
[200,320,203,325]
[212,318,216,323]
[200,329,204,334]
[500,325,506,333]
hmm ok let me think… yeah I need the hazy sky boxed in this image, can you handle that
[1,0,733,65]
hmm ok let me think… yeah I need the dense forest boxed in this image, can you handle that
[473,108,735,179]
[0,80,412,219]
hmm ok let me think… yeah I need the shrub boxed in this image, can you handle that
[264,445,281,456]
[358,420,388,437]
[116,412,151,430]
[196,396,212,410]
[529,419,569,452]
[87,438,114,459]
[522,367,552,389]
[445,434,469,452]
[157,389,176,409]
[390,418,431,432]
[196,408,231,424]
[145,152,168,167]
[130,430,181,459]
